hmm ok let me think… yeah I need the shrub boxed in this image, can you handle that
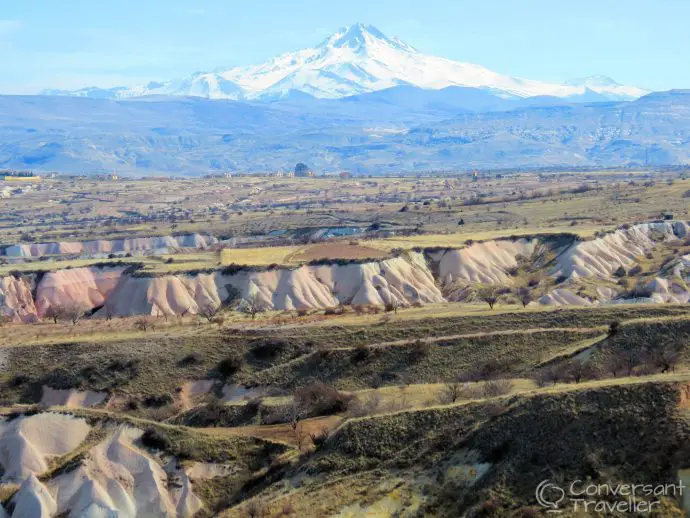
[178,352,203,366]
[628,264,643,276]
[141,427,172,451]
[352,343,370,363]
[8,374,29,387]
[217,354,244,378]
[482,379,513,398]
[608,320,621,336]
[251,339,288,360]
[506,266,519,277]
[143,393,174,408]
[134,317,152,332]
[310,426,330,448]
[125,399,140,411]
[246,499,268,518]
[294,382,353,416]
[613,265,627,278]
[410,339,431,361]
[42,367,82,390]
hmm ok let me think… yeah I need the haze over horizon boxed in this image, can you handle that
[2,0,690,95]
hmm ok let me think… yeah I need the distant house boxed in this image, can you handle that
[339,171,352,179]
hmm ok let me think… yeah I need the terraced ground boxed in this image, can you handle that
[3,301,690,516]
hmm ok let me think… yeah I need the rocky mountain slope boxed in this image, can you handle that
[2,90,690,174]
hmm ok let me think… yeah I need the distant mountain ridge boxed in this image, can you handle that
[2,89,689,175]
[42,23,648,102]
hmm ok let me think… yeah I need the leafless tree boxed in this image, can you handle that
[442,380,463,404]
[479,286,499,310]
[103,302,114,321]
[243,294,264,320]
[516,286,533,308]
[648,344,679,373]
[198,302,220,322]
[64,302,88,326]
[134,317,151,332]
[44,305,63,324]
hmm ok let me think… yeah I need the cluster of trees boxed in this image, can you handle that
[478,285,535,309]
[40,289,268,328]
[44,302,90,325]
[534,344,680,387]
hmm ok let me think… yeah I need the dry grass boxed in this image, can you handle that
[220,246,301,266]
[199,415,343,447]
[286,242,389,262]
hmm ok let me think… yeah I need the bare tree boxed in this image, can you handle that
[605,353,627,378]
[243,294,264,320]
[516,287,533,308]
[44,305,63,324]
[198,302,220,323]
[134,317,151,332]
[64,302,88,326]
[649,344,679,373]
[442,380,463,404]
[479,286,499,310]
[385,299,400,314]
[103,302,114,321]
[568,359,597,383]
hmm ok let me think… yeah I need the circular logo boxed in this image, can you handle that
[536,480,565,512]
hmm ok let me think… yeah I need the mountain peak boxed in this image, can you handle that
[42,24,645,102]
[318,23,416,53]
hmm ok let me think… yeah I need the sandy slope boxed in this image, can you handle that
[9,475,57,518]
[0,277,37,323]
[3,222,690,317]
[431,239,538,285]
[0,413,91,483]
[97,252,444,317]
[0,417,208,518]
[554,221,689,279]
[48,426,203,518]
[34,266,127,317]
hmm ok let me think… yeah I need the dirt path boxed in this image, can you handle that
[366,326,605,349]
[199,415,343,447]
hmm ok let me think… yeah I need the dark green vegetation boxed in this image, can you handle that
[4,305,688,408]
[275,380,690,517]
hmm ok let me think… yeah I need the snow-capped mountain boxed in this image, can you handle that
[43,23,649,101]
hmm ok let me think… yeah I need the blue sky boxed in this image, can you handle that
[1,0,689,93]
